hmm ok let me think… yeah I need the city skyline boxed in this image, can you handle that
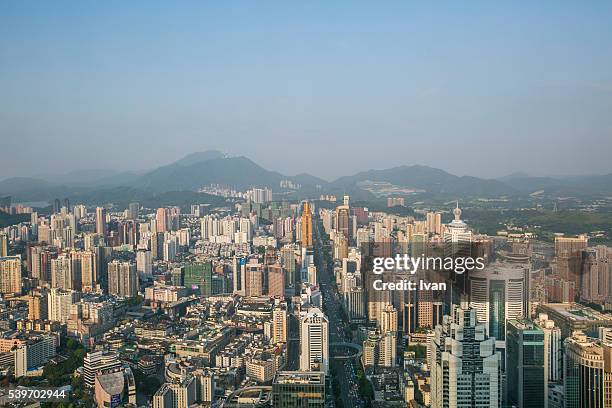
[2,2,612,179]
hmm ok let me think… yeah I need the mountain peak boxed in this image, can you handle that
[174,150,225,166]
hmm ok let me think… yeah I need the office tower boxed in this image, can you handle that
[232,256,243,295]
[272,305,288,343]
[136,249,152,277]
[245,263,263,297]
[184,261,213,296]
[128,202,139,220]
[430,306,501,408]
[13,335,56,377]
[82,350,123,388]
[535,313,562,382]
[469,259,529,344]
[95,207,107,236]
[48,288,76,323]
[417,289,434,328]
[0,255,21,295]
[53,198,61,214]
[272,371,325,408]
[335,201,351,242]
[0,233,8,257]
[51,255,73,290]
[107,261,138,298]
[150,232,163,260]
[300,307,329,373]
[564,331,612,408]
[301,201,313,249]
[506,319,546,408]
[555,235,588,289]
[156,207,169,233]
[280,244,296,295]
[426,211,442,235]
[268,264,285,298]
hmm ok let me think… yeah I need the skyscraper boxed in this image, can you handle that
[95,207,107,237]
[267,264,285,298]
[0,255,21,295]
[564,331,612,408]
[48,288,76,323]
[156,208,169,233]
[430,306,501,408]
[136,249,152,277]
[506,319,546,408]
[0,233,8,257]
[300,307,329,373]
[272,304,288,343]
[107,261,138,298]
[245,262,263,297]
[535,313,562,383]
[51,255,73,290]
[335,199,351,242]
[301,201,313,249]
[128,202,139,220]
[272,371,325,408]
[469,259,529,345]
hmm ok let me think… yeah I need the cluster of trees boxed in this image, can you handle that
[43,338,85,387]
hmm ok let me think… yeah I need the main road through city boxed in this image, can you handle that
[313,220,364,408]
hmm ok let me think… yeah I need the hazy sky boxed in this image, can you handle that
[1,1,611,181]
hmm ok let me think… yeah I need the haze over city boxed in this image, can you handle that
[2,1,612,180]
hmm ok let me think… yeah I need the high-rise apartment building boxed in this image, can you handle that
[48,288,76,323]
[0,233,8,257]
[136,249,152,277]
[0,255,21,295]
[51,255,73,290]
[272,305,288,343]
[156,208,169,233]
[107,261,138,298]
[95,207,107,237]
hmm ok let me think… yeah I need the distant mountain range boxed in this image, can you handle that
[1,150,611,205]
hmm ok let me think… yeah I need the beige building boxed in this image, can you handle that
[0,255,21,295]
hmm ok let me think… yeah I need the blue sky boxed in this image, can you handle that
[1,1,611,180]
